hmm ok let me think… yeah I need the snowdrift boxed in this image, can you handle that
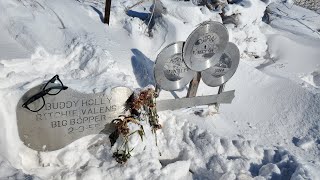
[0,0,319,179]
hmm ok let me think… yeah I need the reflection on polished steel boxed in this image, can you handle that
[16,86,132,151]
[201,42,240,87]
[154,42,196,91]
[183,21,229,71]
[157,90,235,111]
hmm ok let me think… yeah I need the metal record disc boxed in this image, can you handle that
[183,21,229,71]
[201,42,240,87]
[154,42,196,91]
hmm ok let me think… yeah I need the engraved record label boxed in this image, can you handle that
[210,53,232,78]
[183,21,229,71]
[163,54,189,81]
[201,42,240,87]
[155,42,196,90]
[192,33,220,61]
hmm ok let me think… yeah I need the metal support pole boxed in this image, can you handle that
[155,85,161,98]
[186,72,201,98]
[214,83,225,111]
[104,0,112,25]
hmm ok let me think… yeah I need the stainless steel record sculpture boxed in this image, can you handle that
[183,21,229,72]
[154,21,240,111]
[154,42,196,91]
[201,42,240,87]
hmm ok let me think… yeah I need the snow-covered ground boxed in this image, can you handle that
[0,0,319,179]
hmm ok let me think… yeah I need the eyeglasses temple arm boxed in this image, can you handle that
[47,86,68,90]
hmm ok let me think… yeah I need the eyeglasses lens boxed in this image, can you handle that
[45,78,63,95]
[26,97,45,112]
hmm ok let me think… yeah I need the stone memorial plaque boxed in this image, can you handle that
[201,42,240,87]
[154,42,195,91]
[16,86,132,151]
[183,21,229,71]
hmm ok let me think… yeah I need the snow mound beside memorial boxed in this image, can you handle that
[9,113,317,179]
[0,0,320,179]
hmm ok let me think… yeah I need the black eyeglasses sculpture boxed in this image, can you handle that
[16,21,239,151]
[22,75,68,112]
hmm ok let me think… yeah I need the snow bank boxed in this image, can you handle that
[6,112,314,179]
[224,0,269,58]
[0,155,40,179]
[301,70,320,88]
[0,0,319,179]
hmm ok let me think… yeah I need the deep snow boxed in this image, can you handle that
[0,0,319,179]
